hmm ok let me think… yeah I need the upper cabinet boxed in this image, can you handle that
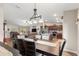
[48,24,63,31]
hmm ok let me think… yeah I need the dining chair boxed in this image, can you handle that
[23,39,42,56]
[15,39,25,56]
[59,39,66,56]
[23,39,36,56]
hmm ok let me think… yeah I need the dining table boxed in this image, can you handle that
[24,37,62,56]
[35,39,62,56]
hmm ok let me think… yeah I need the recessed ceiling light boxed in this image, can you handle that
[53,14,57,17]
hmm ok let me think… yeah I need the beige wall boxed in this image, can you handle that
[6,24,19,32]
[0,5,4,42]
[6,23,30,34]
[63,9,78,51]
[18,26,30,33]
[77,24,79,52]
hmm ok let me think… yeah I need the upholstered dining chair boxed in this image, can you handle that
[23,38,42,56]
[15,39,25,56]
[23,39,36,56]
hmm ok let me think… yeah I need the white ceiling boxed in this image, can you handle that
[3,3,79,26]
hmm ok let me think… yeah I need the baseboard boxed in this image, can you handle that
[64,49,78,55]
